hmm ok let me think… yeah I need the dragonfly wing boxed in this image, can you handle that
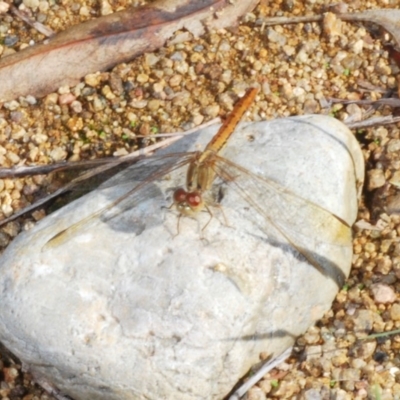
[44,152,195,249]
[213,155,353,286]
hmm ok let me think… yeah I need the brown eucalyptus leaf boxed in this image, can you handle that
[0,0,258,102]
[338,9,400,48]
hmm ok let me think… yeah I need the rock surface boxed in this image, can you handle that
[0,115,364,400]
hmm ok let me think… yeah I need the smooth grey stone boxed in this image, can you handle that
[0,115,364,400]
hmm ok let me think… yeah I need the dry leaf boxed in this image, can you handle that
[338,9,400,48]
[0,0,258,102]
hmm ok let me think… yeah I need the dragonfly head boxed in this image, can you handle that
[173,188,204,215]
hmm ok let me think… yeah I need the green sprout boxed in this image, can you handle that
[271,379,279,388]
[329,104,343,118]
[343,68,350,76]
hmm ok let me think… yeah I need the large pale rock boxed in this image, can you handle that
[0,115,364,400]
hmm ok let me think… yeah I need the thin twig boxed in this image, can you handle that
[345,115,400,129]
[330,97,400,107]
[228,347,293,400]
[11,6,55,37]
[255,15,322,26]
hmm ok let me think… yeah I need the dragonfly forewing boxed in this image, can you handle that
[211,154,352,286]
[44,152,197,249]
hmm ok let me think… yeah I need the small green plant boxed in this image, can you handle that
[329,380,336,388]
[129,120,137,128]
[329,105,342,118]
[150,126,159,134]
[343,68,350,76]
[342,283,349,291]
[270,379,279,388]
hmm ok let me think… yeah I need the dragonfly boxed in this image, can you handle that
[172,87,258,221]
[44,87,352,286]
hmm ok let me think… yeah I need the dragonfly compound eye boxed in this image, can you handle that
[173,188,187,203]
[186,192,202,208]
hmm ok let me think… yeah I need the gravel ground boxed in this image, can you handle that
[1,0,400,399]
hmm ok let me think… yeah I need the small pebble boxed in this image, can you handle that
[59,93,76,105]
[137,74,149,83]
[202,104,220,118]
[246,386,266,400]
[85,73,101,87]
[70,100,82,113]
[6,152,20,164]
[4,35,19,47]
[2,222,20,238]
[390,303,400,321]
[367,169,385,190]
[100,0,112,15]
[341,54,363,71]
[49,147,67,162]
[10,112,24,124]
[130,100,148,109]
[323,12,342,37]
[169,74,182,87]
[25,95,37,105]
[101,85,116,100]
[353,309,383,338]
[218,39,231,52]
[144,53,160,67]
[147,99,161,112]
[113,148,129,157]
[387,139,400,153]
[266,28,287,46]
[3,367,18,383]
[109,74,124,95]
[3,100,20,111]
[170,51,184,62]
[58,85,70,95]
[93,96,106,111]
[44,93,58,105]
[0,1,10,13]
[370,283,396,304]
